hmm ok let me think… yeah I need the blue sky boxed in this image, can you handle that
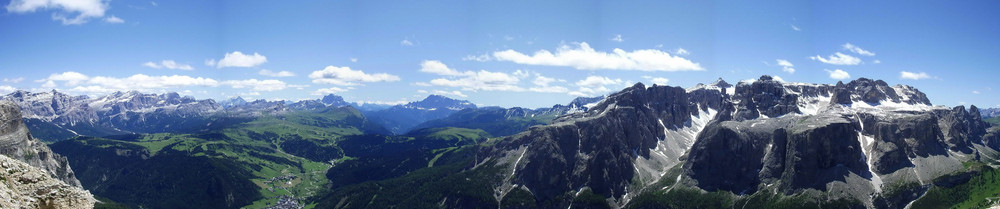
[1,0,998,108]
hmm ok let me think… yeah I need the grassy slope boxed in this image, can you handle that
[911,162,1000,209]
[985,117,1000,126]
[53,106,496,209]
[51,107,382,209]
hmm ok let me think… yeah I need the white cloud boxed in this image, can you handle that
[103,15,123,23]
[311,87,349,95]
[900,71,932,80]
[462,54,491,62]
[222,79,287,91]
[873,60,882,64]
[416,61,524,92]
[569,76,623,96]
[61,74,219,94]
[532,75,557,86]
[842,43,875,56]
[492,42,703,71]
[512,70,531,78]
[428,70,522,91]
[674,48,690,55]
[400,39,414,46]
[419,60,465,76]
[258,69,295,77]
[810,52,861,65]
[610,34,624,42]
[41,80,56,88]
[204,59,216,66]
[39,71,89,86]
[288,84,308,90]
[6,0,109,25]
[309,66,400,86]
[791,25,801,31]
[526,74,568,93]
[350,58,358,63]
[3,77,25,83]
[642,76,669,85]
[972,90,981,94]
[824,69,851,80]
[577,76,623,88]
[214,51,267,68]
[0,85,16,94]
[776,59,795,73]
[143,60,194,70]
[432,90,468,98]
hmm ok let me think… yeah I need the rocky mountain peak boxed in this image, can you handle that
[321,94,350,106]
[408,94,476,110]
[711,77,732,88]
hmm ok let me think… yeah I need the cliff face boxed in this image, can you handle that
[0,100,83,187]
[473,76,996,208]
[0,154,94,208]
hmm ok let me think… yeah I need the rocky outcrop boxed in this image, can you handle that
[470,75,993,208]
[731,75,802,120]
[0,154,94,209]
[0,101,82,187]
[482,83,725,206]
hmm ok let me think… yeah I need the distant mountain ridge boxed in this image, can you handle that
[365,95,478,134]
[0,90,398,141]
[408,96,605,137]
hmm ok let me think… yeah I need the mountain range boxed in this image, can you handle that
[315,75,1000,209]
[3,75,999,208]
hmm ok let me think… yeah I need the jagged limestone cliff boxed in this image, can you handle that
[0,100,82,187]
[0,100,93,208]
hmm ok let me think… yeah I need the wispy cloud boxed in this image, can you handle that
[610,34,624,42]
[900,71,933,80]
[569,76,624,97]
[312,87,349,95]
[775,59,795,73]
[3,77,25,83]
[143,60,194,70]
[222,79,288,91]
[642,76,669,85]
[432,90,468,98]
[824,69,851,79]
[492,42,703,71]
[258,69,295,77]
[791,24,801,31]
[810,52,861,65]
[842,43,875,56]
[400,39,414,46]
[417,60,522,92]
[674,48,690,56]
[103,15,123,23]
